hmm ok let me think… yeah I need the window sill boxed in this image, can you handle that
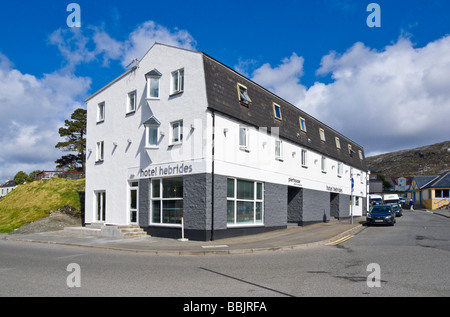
[145,146,159,150]
[169,90,183,97]
[95,160,104,164]
[227,224,264,228]
[239,146,250,153]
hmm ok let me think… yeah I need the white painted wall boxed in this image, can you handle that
[85,44,209,225]
[85,44,367,225]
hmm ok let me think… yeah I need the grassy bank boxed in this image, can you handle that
[0,178,85,233]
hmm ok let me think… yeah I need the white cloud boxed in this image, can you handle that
[248,36,450,156]
[49,20,197,70]
[121,21,196,68]
[251,53,307,106]
[0,54,91,181]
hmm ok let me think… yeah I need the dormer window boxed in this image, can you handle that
[237,83,251,106]
[273,103,282,120]
[319,128,326,142]
[299,117,307,132]
[145,69,162,99]
[335,137,341,149]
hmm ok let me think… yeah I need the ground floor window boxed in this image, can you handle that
[129,181,139,223]
[95,191,106,222]
[151,177,183,225]
[227,178,263,226]
[435,189,450,198]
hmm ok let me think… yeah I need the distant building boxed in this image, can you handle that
[0,179,17,198]
[408,170,450,209]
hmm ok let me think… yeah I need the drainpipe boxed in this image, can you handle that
[211,110,215,241]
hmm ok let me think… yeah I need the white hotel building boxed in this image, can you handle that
[85,43,368,241]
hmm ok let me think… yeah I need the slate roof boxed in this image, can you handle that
[423,170,450,189]
[202,53,367,171]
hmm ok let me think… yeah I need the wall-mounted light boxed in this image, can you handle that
[223,128,229,135]
[127,138,132,144]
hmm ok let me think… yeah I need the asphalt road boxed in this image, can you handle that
[0,210,448,298]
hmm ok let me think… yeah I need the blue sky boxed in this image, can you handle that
[1,0,450,181]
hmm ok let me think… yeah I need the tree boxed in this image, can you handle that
[14,171,32,185]
[55,108,86,172]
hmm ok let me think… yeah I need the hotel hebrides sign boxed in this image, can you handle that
[139,162,194,178]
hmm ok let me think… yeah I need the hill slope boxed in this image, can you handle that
[0,178,84,233]
[366,141,450,177]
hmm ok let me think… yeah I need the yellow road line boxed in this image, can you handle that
[326,235,354,246]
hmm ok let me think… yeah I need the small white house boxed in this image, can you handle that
[84,43,368,241]
[0,179,17,198]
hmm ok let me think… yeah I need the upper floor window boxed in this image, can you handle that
[97,102,105,123]
[170,120,183,145]
[127,90,136,114]
[319,128,326,142]
[96,141,104,162]
[239,126,249,151]
[301,149,308,167]
[337,162,343,177]
[358,150,364,160]
[145,69,162,99]
[144,115,161,148]
[321,156,327,173]
[237,83,251,106]
[171,69,184,95]
[335,137,341,149]
[299,117,307,132]
[275,140,283,160]
[273,103,282,120]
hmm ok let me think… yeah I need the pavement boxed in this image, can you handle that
[0,217,367,255]
[1,209,448,255]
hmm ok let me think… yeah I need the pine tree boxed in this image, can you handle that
[55,108,86,172]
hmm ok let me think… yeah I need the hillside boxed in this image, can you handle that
[0,178,84,233]
[366,140,450,177]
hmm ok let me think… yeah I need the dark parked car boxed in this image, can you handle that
[392,204,403,217]
[366,205,396,226]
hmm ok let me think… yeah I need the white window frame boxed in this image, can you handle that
[94,190,106,222]
[170,120,183,145]
[96,141,104,162]
[275,139,283,161]
[170,68,184,95]
[227,178,264,227]
[337,162,343,177]
[239,126,249,151]
[150,177,183,226]
[97,102,105,123]
[148,77,160,99]
[127,90,137,114]
[301,149,308,167]
[128,181,139,224]
[146,125,159,148]
[321,156,327,173]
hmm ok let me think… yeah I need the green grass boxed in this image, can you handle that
[0,178,85,233]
